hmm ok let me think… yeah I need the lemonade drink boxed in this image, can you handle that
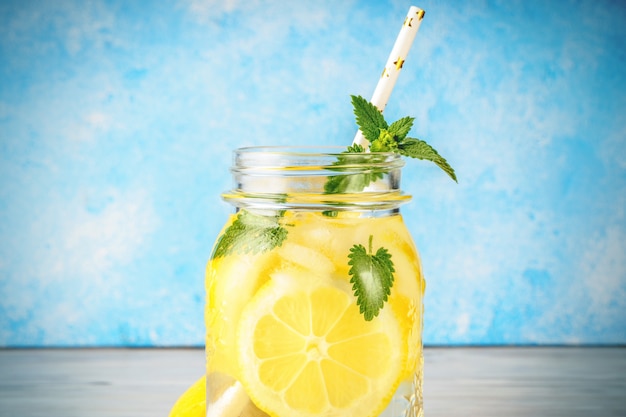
[205,147,425,417]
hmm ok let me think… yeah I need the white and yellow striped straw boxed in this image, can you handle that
[353,5,426,148]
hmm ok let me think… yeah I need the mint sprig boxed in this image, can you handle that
[211,210,288,259]
[348,235,395,321]
[351,95,457,182]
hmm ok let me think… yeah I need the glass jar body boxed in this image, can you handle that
[205,147,425,417]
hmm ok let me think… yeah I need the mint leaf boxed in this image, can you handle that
[211,210,288,259]
[323,171,372,194]
[346,143,366,153]
[348,235,395,321]
[323,145,384,194]
[351,95,387,143]
[387,116,414,140]
[397,138,458,182]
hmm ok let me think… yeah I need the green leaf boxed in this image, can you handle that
[387,116,414,141]
[211,210,288,259]
[348,235,395,321]
[324,172,372,194]
[397,138,458,182]
[351,95,387,143]
[324,145,384,194]
[346,143,365,153]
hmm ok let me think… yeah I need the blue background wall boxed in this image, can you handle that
[1,0,625,347]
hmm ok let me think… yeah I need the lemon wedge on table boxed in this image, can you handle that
[169,373,269,417]
[169,375,205,417]
[236,279,405,417]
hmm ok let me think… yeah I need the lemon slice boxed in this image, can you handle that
[236,278,405,417]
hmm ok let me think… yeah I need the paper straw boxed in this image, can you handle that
[353,6,425,147]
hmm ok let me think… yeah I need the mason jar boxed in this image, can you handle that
[205,146,425,417]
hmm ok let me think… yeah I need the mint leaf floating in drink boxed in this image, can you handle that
[348,235,395,321]
[211,210,288,259]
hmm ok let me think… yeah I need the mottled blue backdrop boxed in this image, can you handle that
[1,0,625,346]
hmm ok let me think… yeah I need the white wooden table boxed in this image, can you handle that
[0,347,624,416]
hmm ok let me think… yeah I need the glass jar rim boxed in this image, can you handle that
[235,145,404,156]
[232,146,405,171]
[238,145,349,153]
[225,145,410,212]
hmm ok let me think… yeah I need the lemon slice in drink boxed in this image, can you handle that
[237,278,405,417]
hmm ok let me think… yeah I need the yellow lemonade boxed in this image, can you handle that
[205,210,424,417]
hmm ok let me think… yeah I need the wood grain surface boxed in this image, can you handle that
[0,347,624,417]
